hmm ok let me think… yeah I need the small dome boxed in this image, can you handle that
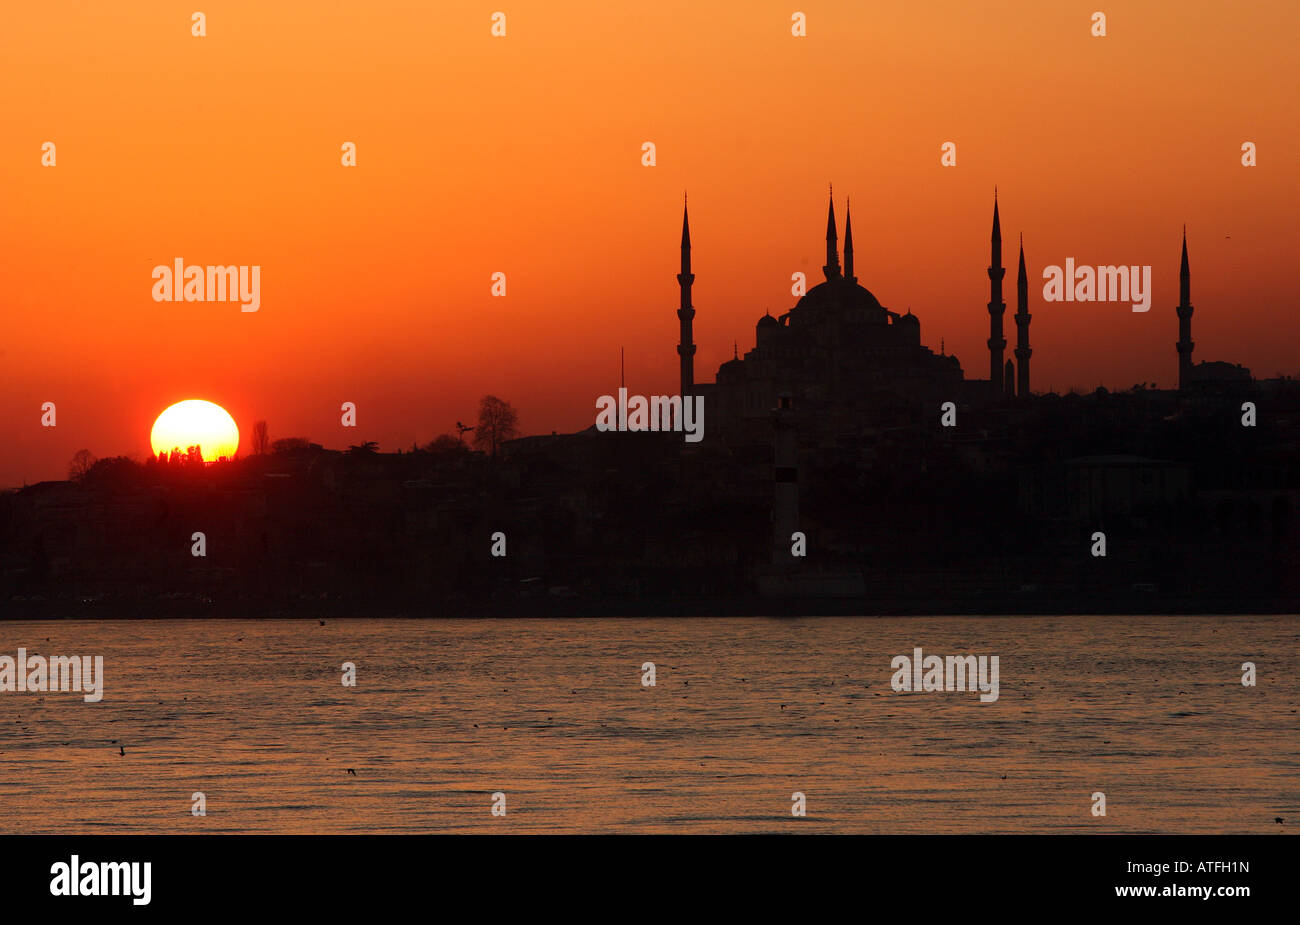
[757,313,779,328]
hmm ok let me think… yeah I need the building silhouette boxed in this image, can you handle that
[679,189,975,439]
[1,190,1294,618]
[679,190,1259,419]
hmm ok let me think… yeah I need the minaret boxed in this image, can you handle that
[1176,227,1194,390]
[843,198,856,283]
[1005,359,1015,397]
[987,191,1007,393]
[676,197,696,395]
[822,187,841,281]
[1014,232,1032,397]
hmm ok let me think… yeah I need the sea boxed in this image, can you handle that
[0,615,1295,833]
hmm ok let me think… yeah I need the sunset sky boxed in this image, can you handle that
[2,0,1297,485]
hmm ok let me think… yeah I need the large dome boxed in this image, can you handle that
[794,277,886,315]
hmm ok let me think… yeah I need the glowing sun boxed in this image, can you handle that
[151,400,240,462]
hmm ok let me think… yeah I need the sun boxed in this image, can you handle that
[150,400,240,462]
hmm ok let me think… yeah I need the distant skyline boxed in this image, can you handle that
[3,0,1298,485]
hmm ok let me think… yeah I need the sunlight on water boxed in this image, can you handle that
[0,616,1295,833]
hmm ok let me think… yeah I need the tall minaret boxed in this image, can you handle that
[1176,227,1194,390]
[1014,232,1032,397]
[822,187,841,281]
[843,198,856,283]
[987,191,1007,392]
[676,197,696,395]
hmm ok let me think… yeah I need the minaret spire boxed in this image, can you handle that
[1014,232,1031,398]
[1176,226,1194,390]
[991,189,1002,264]
[1179,225,1190,305]
[676,195,696,395]
[843,197,856,283]
[822,185,841,281]
[987,191,1007,394]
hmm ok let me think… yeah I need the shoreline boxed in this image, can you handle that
[2,596,1296,620]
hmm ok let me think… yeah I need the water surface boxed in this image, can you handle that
[0,616,1295,833]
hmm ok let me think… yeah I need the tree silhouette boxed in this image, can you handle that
[426,434,468,457]
[252,420,270,454]
[473,396,519,458]
[68,449,96,481]
[83,456,145,489]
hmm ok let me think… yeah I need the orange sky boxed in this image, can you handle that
[2,1,1297,485]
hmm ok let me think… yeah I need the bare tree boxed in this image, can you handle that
[252,420,270,454]
[68,449,96,481]
[473,396,519,458]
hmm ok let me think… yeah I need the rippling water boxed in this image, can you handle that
[0,616,1295,833]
